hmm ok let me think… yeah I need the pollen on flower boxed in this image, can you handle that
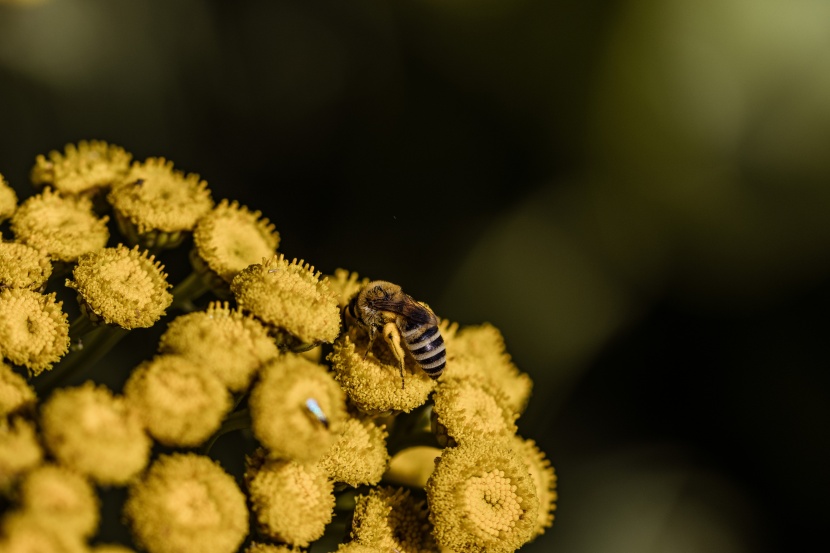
[66,244,172,329]
[10,187,109,263]
[108,157,214,248]
[0,417,43,490]
[0,173,18,222]
[193,199,280,284]
[324,268,369,308]
[123,354,232,447]
[328,330,434,415]
[157,302,278,392]
[30,140,132,197]
[0,288,69,375]
[40,382,151,485]
[512,435,558,538]
[318,414,389,487]
[245,450,334,547]
[432,377,517,447]
[249,353,347,463]
[426,443,539,553]
[349,486,438,553]
[18,463,100,539]
[0,242,52,291]
[0,361,36,417]
[231,254,341,346]
[444,323,533,415]
[124,453,248,553]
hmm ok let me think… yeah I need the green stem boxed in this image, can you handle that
[170,271,211,312]
[35,325,129,394]
[201,408,252,455]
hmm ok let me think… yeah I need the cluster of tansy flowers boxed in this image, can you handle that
[0,140,557,553]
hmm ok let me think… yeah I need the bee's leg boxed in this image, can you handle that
[382,322,406,389]
[363,325,378,359]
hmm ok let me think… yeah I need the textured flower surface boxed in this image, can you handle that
[124,453,248,553]
[0,142,556,552]
[66,244,172,329]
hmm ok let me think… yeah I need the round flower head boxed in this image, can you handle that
[40,382,150,485]
[445,323,533,415]
[0,417,43,490]
[249,353,346,463]
[192,199,280,284]
[0,288,69,376]
[245,451,334,547]
[328,330,434,415]
[432,377,517,447]
[324,268,369,308]
[124,355,232,447]
[66,245,172,329]
[18,463,99,539]
[108,157,214,249]
[10,187,109,263]
[426,443,540,553]
[318,414,389,487]
[335,543,388,553]
[349,487,438,553]
[0,241,52,291]
[512,435,557,539]
[158,302,279,392]
[0,361,36,417]
[231,254,341,347]
[30,140,132,197]
[0,173,17,222]
[124,453,248,553]
[0,512,88,553]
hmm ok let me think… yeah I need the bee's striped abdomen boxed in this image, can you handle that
[401,322,445,379]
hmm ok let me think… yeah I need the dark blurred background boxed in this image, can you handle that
[2,0,830,551]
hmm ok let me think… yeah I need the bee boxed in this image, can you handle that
[344,280,446,388]
[304,398,329,429]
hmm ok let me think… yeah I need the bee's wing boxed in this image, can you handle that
[371,294,436,325]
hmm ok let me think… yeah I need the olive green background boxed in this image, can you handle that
[2,1,829,551]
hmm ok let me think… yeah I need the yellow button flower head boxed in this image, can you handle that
[245,450,334,547]
[328,330,434,415]
[93,546,137,553]
[18,463,100,539]
[318,414,389,487]
[40,382,151,485]
[108,157,214,249]
[193,199,280,284]
[0,241,52,291]
[123,355,232,447]
[0,360,36,417]
[444,323,533,415]
[124,453,248,553]
[250,353,346,463]
[426,443,540,553]
[0,512,88,553]
[66,245,172,329]
[0,417,43,490]
[10,187,109,263]
[334,543,388,553]
[30,140,132,197]
[324,268,369,308]
[231,254,341,347]
[0,288,69,376]
[349,486,438,553]
[0,173,17,222]
[512,435,557,539]
[432,377,517,447]
[157,302,278,392]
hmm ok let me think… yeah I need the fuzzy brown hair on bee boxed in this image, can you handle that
[344,280,446,389]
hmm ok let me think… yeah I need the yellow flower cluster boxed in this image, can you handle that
[0,140,557,552]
